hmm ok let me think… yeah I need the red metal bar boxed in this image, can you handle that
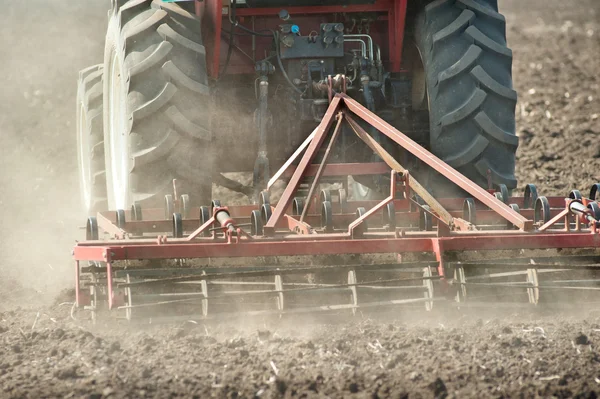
[106,262,114,310]
[97,212,128,239]
[99,206,570,239]
[97,197,568,224]
[75,261,81,307]
[282,162,390,179]
[348,172,397,235]
[233,1,393,17]
[202,0,223,79]
[349,195,393,236]
[391,0,407,72]
[99,208,569,239]
[431,239,445,278]
[538,208,570,232]
[187,216,216,241]
[284,214,313,235]
[264,96,343,235]
[77,237,431,260]
[300,113,344,223]
[74,231,599,263]
[98,204,569,239]
[341,94,534,231]
[441,233,600,252]
[341,197,566,212]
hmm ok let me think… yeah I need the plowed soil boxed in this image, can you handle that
[1,0,599,398]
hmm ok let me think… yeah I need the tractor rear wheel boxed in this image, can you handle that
[103,0,213,210]
[76,64,107,215]
[414,0,518,195]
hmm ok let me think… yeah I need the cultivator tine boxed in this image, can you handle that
[526,268,540,305]
[275,274,284,313]
[201,274,208,317]
[454,266,467,302]
[125,274,132,321]
[423,266,434,311]
[348,270,358,315]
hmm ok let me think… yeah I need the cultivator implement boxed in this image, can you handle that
[73,94,600,321]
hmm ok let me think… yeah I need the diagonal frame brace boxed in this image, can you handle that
[263,93,532,235]
[264,96,343,235]
[340,94,533,231]
[344,112,458,230]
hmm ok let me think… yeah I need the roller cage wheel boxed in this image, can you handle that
[180,194,190,219]
[261,204,273,225]
[338,188,347,213]
[410,194,425,212]
[382,202,396,232]
[258,191,270,208]
[523,184,538,209]
[496,184,509,204]
[103,0,213,210]
[211,200,221,215]
[321,201,333,232]
[164,194,174,220]
[319,189,332,204]
[172,213,183,238]
[569,190,583,200]
[77,64,107,215]
[588,202,600,221]
[463,198,476,224]
[115,209,126,229]
[354,207,368,235]
[590,184,600,202]
[86,217,99,240]
[250,210,263,236]
[507,203,520,229]
[414,0,518,195]
[534,196,550,224]
[199,206,211,237]
[131,202,143,221]
[292,197,305,216]
[419,205,433,231]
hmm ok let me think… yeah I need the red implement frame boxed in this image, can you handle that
[73,94,600,309]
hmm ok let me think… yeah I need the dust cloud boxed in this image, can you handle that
[0,0,109,306]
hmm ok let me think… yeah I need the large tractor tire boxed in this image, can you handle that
[103,0,212,210]
[414,0,518,195]
[76,64,107,215]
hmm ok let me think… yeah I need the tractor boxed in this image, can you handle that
[77,0,517,213]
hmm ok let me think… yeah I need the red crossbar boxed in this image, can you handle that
[74,232,600,262]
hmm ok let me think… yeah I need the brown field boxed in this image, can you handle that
[0,0,599,397]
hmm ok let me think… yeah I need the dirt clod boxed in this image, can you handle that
[575,333,590,345]
[428,378,448,399]
[55,365,79,380]
[257,330,272,341]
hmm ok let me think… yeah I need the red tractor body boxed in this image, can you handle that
[197,0,408,78]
